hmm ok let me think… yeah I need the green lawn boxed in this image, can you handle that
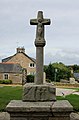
[0,86,22,111]
[0,86,79,112]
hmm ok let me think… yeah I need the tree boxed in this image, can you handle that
[72,64,79,73]
[44,62,71,82]
[52,62,71,81]
[44,63,54,81]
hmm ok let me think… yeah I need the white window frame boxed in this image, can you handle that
[29,63,35,68]
[3,73,9,80]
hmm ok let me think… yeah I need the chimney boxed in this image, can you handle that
[17,47,25,53]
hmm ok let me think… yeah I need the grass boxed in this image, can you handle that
[0,86,22,111]
[0,86,79,112]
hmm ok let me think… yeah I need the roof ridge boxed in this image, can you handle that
[2,52,36,63]
[0,62,19,64]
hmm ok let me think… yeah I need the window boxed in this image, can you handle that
[4,73,9,79]
[29,63,35,68]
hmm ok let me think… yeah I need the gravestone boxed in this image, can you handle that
[70,77,76,84]
[43,72,46,83]
[6,11,73,120]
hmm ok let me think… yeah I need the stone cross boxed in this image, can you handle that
[30,11,51,84]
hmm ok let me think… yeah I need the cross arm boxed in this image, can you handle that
[30,19,38,25]
[42,19,51,25]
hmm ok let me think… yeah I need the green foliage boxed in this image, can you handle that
[55,82,79,87]
[0,86,22,111]
[44,62,71,82]
[72,64,79,72]
[47,63,54,81]
[44,63,54,82]
[0,80,12,84]
[27,75,34,83]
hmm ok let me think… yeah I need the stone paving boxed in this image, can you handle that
[56,88,76,96]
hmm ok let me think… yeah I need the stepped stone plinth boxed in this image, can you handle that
[6,100,73,120]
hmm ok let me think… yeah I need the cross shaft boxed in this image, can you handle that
[30,11,51,84]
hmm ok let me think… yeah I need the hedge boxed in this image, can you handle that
[0,80,12,84]
[27,75,34,83]
[55,82,79,87]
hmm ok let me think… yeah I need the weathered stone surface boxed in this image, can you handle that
[0,112,10,120]
[52,100,73,112]
[52,100,73,119]
[30,11,50,84]
[35,47,44,84]
[6,100,53,112]
[70,78,76,84]
[30,11,50,47]
[6,100,73,120]
[22,83,56,101]
[70,112,79,120]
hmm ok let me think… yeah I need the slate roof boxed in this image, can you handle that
[0,63,22,73]
[2,52,36,63]
[2,56,13,62]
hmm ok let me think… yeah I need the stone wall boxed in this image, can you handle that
[7,53,36,75]
[0,73,22,84]
[0,74,3,80]
[9,73,22,84]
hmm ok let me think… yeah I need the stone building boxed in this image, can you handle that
[0,47,36,83]
[2,47,36,75]
[0,62,23,84]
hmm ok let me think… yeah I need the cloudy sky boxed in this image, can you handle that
[0,0,79,65]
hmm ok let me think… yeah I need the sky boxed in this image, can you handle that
[0,0,79,65]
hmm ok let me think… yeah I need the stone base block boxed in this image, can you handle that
[70,112,79,120]
[22,83,56,101]
[6,100,73,120]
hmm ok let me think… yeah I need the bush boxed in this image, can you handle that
[27,75,34,83]
[0,80,12,84]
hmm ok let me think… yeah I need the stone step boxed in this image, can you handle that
[0,112,79,120]
[0,112,10,120]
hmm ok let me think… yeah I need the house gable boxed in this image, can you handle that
[2,52,36,63]
[2,47,36,75]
